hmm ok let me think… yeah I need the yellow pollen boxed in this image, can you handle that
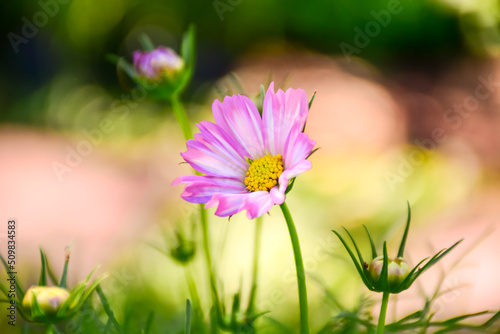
[245,154,284,192]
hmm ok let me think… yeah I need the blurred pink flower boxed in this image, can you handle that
[173,83,316,219]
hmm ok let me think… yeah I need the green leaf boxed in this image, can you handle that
[332,230,372,289]
[180,24,196,86]
[363,225,378,259]
[284,177,296,195]
[185,299,192,334]
[0,254,24,300]
[308,91,316,110]
[482,310,500,328]
[105,53,121,65]
[138,33,155,51]
[398,257,429,292]
[260,84,265,117]
[303,91,316,132]
[413,239,463,281]
[379,242,389,292]
[439,311,488,326]
[96,285,122,334]
[59,245,73,288]
[306,147,320,159]
[38,249,47,286]
[398,202,411,258]
[143,312,155,334]
[117,57,137,79]
[45,256,60,286]
[342,227,365,268]
[30,290,45,321]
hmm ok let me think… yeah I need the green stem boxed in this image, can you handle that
[170,93,193,141]
[45,324,57,334]
[247,216,263,315]
[200,206,221,332]
[280,202,309,334]
[377,292,390,334]
[185,267,203,325]
[168,94,219,330]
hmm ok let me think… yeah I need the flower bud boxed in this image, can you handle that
[22,286,70,319]
[368,256,410,289]
[133,46,184,80]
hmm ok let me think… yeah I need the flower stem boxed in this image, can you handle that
[280,202,309,334]
[45,324,58,334]
[170,93,193,141]
[247,216,263,315]
[185,266,203,326]
[200,206,221,330]
[377,291,390,334]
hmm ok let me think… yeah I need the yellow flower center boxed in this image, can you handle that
[244,154,284,192]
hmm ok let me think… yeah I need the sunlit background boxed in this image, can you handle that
[1,0,500,332]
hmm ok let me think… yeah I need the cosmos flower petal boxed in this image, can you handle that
[205,191,274,219]
[196,121,249,170]
[181,137,247,178]
[277,160,313,196]
[270,186,286,205]
[172,175,246,204]
[263,82,309,156]
[244,191,275,219]
[283,123,316,169]
[212,94,265,159]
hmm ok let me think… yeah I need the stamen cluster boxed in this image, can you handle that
[245,154,284,192]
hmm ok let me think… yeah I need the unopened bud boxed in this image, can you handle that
[368,256,410,289]
[22,286,70,318]
[133,46,184,80]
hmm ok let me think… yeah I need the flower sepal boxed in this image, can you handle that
[333,202,463,294]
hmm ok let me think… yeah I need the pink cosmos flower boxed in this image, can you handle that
[133,46,184,79]
[173,83,316,219]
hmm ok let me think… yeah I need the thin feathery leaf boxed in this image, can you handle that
[363,225,378,259]
[181,24,196,84]
[482,310,500,328]
[59,245,73,288]
[342,227,365,268]
[30,290,45,320]
[0,254,24,300]
[398,202,411,258]
[303,91,316,132]
[138,33,155,51]
[306,147,320,159]
[260,84,265,117]
[332,230,372,289]
[399,257,429,291]
[439,311,489,326]
[308,91,316,110]
[379,242,389,291]
[415,240,463,280]
[143,311,155,334]
[117,58,137,79]
[96,285,122,334]
[45,256,60,286]
[185,299,192,334]
[38,249,47,286]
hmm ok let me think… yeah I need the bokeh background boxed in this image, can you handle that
[1,0,500,332]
